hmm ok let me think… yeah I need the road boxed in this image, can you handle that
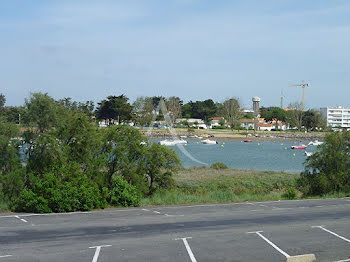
[1,198,350,262]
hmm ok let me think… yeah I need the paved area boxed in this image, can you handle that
[1,198,350,261]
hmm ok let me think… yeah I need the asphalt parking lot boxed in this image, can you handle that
[1,198,350,262]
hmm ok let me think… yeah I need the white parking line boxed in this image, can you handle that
[14,215,27,223]
[334,259,350,262]
[175,237,197,262]
[0,255,12,258]
[153,211,161,214]
[259,204,269,208]
[247,231,290,258]
[164,214,184,217]
[89,245,111,262]
[312,226,350,243]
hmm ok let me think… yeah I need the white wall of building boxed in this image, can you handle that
[321,107,350,130]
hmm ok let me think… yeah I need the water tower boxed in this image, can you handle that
[252,96,261,116]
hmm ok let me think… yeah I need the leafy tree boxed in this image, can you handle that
[1,93,182,213]
[223,98,242,129]
[298,132,350,195]
[132,96,154,127]
[25,93,59,133]
[0,93,5,109]
[286,102,304,130]
[96,95,132,124]
[1,106,27,124]
[165,96,183,124]
[242,112,254,119]
[182,100,217,122]
[302,110,326,131]
[58,98,95,118]
[143,143,181,194]
[263,107,287,130]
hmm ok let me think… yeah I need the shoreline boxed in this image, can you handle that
[140,129,326,142]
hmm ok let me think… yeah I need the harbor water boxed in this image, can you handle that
[169,140,317,173]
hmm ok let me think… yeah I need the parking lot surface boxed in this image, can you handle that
[1,198,350,261]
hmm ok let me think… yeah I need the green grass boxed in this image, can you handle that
[142,167,300,206]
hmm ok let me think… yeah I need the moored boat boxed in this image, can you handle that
[291,144,307,150]
[202,139,218,145]
[159,139,187,146]
[304,151,313,156]
[308,140,324,146]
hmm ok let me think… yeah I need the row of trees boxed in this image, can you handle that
[260,104,326,131]
[1,93,326,130]
[0,93,181,213]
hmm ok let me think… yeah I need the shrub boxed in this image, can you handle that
[11,172,103,213]
[12,190,51,213]
[210,162,228,169]
[298,132,350,195]
[109,176,141,207]
[282,188,297,200]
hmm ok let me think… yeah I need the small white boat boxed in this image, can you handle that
[308,140,324,146]
[304,151,313,157]
[159,139,187,146]
[202,139,218,145]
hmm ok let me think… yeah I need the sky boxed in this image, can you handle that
[1,0,350,109]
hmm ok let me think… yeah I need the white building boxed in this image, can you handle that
[321,107,350,130]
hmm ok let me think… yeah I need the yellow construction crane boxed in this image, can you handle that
[289,80,309,111]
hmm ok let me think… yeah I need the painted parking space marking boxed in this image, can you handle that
[142,209,184,217]
[175,237,197,262]
[312,226,350,243]
[89,245,111,262]
[164,214,184,217]
[0,255,12,258]
[247,231,290,258]
[14,215,27,223]
[334,259,350,262]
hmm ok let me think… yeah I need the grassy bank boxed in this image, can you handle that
[142,167,300,206]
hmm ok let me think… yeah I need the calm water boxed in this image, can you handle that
[168,140,317,173]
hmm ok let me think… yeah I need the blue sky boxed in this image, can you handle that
[1,0,349,109]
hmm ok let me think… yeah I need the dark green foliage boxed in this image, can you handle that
[109,176,140,207]
[302,110,326,131]
[282,188,297,200]
[210,162,228,169]
[96,95,132,124]
[143,143,180,194]
[298,132,350,195]
[0,93,181,213]
[0,93,5,109]
[182,99,218,122]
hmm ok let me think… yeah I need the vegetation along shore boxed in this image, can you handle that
[0,93,349,213]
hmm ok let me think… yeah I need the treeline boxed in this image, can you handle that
[260,105,326,131]
[0,93,325,130]
[0,93,181,213]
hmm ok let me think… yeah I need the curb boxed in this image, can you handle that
[286,254,316,262]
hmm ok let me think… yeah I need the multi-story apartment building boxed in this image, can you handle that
[320,107,350,130]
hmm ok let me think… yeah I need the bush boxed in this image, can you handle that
[11,172,104,213]
[298,132,350,195]
[210,162,228,169]
[109,176,141,207]
[12,190,51,213]
[282,188,297,200]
